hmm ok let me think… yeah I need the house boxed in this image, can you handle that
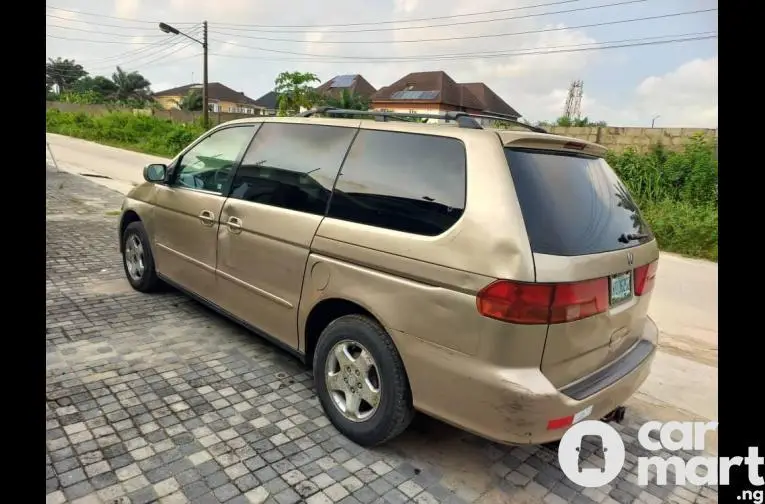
[252,91,280,116]
[153,82,264,114]
[370,71,521,123]
[314,74,377,100]
[459,82,521,121]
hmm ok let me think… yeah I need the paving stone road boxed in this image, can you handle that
[45,165,717,504]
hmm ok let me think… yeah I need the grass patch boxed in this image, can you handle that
[608,135,717,261]
[46,108,205,158]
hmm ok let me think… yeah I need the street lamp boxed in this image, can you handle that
[651,115,661,128]
[159,21,209,128]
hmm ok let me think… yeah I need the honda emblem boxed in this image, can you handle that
[627,252,634,266]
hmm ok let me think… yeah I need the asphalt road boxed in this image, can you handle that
[46,132,719,452]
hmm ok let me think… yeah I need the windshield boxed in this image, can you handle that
[505,147,653,256]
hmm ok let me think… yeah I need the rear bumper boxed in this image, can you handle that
[392,316,658,445]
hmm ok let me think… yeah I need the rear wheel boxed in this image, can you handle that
[122,221,160,293]
[313,314,414,446]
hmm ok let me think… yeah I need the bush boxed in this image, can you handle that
[640,200,718,261]
[607,134,718,261]
[46,109,205,157]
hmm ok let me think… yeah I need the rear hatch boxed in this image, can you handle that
[494,136,659,388]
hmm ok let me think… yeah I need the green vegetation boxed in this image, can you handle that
[46,57,156,109]
[46,109,205,157]
[608,134,718,261]
[46,109,717,261]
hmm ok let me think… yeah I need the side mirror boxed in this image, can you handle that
[143,163,167,183]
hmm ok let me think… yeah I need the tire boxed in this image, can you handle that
[313,314,414,446]
[122,221,161,293]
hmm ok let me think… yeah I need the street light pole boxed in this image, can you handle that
[202,21,208,129]
[651,115,661,128]
[158,21,209,128]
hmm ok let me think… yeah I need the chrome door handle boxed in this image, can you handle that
[198,210,215,226]
[227,216,243,234]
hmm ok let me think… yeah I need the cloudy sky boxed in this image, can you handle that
[46,0,717,127]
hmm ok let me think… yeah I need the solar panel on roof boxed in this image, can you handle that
[390,90,439,99]
[330,75,356,88]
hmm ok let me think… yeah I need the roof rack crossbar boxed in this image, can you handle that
[297,107,546,133]
[453,113,547,133]
[298,107,483,129]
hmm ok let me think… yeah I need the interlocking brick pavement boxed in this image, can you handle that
[45,165,717,504]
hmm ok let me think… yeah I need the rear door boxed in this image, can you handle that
[504,143,660,388]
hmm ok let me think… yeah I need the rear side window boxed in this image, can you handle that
[229,123,356,215]
[327,130,466,236]
[505,148,653,256]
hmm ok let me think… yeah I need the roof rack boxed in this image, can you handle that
[297,107,547,133]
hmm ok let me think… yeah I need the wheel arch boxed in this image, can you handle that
[304,298,387,368]
[119,210,142,252]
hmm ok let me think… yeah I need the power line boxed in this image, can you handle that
[208,33,716,64]
[46,13,174,31]
[209,8,716,45]
[72,32,198,64]
[46,23,168,38]
[209,0,588,28]
[212,0,647,34]
[45,5,196,25]
[47,40,200,75]
[211,31,717,61]
[47,34,164,45]
[46,51,201,80]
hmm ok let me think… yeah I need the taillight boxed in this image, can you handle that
[634,261,658,295]
[476,278,608,325]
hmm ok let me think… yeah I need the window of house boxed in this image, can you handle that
[327,130,467,236]
[172,126,256,194]
[228,123,357,215]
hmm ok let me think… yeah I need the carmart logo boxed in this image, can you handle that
[558,420,760,489]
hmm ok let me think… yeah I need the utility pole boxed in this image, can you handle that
[202,21,209,129]
[158,21,209,128]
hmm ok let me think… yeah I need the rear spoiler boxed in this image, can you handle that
[498,132,608,158]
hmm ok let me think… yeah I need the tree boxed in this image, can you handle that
[555,116,607,127]
[174,89,203,111]
[72,76,119,101]
[273,71,320,116]
[111,66,152,103]
[46,57,88,93]
[322,89,369,112]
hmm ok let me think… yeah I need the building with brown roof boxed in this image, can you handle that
[314,74,377,100]
[459,82,521,120]
[370,71,521,122]
[153,82,264,115]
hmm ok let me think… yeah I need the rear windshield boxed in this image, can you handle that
[505,147,653,256]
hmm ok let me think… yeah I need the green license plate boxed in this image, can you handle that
[610,272,633,305]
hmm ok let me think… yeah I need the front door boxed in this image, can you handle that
[153,124,257,299]
[215,121,359,349]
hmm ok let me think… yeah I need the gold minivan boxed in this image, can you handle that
[119,109,659,446]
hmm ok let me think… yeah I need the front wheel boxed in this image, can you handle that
[313,315,414,446]
[122,221,161,293]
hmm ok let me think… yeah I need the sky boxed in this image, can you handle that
[45,0,718,127]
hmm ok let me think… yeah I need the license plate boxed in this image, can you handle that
[610,272,632,305]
